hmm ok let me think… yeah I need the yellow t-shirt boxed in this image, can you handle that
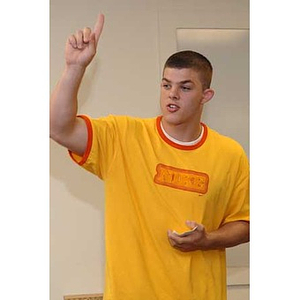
[70,115,249,300]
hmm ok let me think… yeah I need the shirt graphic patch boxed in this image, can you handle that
[154,164,209,194]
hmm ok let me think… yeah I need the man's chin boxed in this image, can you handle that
[161,114,183,127]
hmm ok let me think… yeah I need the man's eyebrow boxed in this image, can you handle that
[162,78,194,84]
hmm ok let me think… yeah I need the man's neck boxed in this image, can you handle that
[160,118,202,143]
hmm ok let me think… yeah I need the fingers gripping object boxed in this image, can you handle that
[167,222,207,252]
[173,226,198,237]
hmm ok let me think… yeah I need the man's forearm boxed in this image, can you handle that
[205,221,249,250]
[50,64,86,140]
[168,220,249,252]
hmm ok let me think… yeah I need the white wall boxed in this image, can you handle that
[50,0,249,299]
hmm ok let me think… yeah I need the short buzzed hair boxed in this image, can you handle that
[164,50,213,90]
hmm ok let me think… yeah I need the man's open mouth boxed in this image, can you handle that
[167,104,180,112]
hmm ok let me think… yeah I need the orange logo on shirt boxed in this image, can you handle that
[154,164,209,194]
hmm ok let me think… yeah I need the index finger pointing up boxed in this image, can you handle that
[93,13,105,46]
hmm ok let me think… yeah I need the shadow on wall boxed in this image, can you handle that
[50,140,105,212]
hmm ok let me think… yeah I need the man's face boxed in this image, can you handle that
[160,67,205,127]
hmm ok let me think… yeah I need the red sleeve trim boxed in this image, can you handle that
[68,115,93,166]
[156,116,208,150]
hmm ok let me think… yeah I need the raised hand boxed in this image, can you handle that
[65,13,105,68]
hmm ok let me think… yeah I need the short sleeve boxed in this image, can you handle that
[222,150,250,224]
[68,115,118,180]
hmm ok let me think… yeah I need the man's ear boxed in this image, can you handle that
[201,89,215,104]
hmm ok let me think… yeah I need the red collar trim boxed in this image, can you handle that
[156,116,208,150]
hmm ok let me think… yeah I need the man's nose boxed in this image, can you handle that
[169,86,179,100]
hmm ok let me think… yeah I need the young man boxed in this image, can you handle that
[50,14,249,300]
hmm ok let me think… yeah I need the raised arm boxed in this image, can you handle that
[50,13,105,156]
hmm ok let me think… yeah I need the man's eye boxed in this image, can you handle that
[163,84,171,89]
[182,86,191,91]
